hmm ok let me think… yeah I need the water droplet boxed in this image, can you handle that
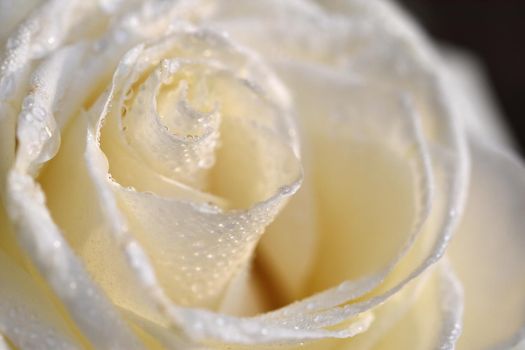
[193,240,204,248]
[32,106,46,120]
[46,36,56,46]
[22,96,35,110]
[198,157,214,168]
[6,37,21,50]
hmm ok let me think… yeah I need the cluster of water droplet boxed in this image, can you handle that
[121,58,221,186]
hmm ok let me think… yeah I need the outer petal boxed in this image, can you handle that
[448,139,525,349]
[6,82,144,350]
[0,250,84,350]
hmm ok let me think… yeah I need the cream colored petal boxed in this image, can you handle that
[448,140,525,349]
[207,261,462,350]
[3,16,145,347]
[6,116,144,350]
[212,262,425,350]
[280,62,430,292]
[250,61,433,323]
[95,30,302,310]
[369,260,463,350]
[273,260,462,350]
[211,0,468,335]
[0,250,84,350]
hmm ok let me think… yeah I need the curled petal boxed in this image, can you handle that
[95,28,302,308]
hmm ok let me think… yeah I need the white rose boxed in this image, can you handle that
[1,0,524,349]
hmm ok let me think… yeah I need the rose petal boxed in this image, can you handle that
[0,250,83,350]
[93,29,302,308]
[3,20,145,348]
[275,62,431,295]
[201,260,461,350]
[448,139,525,349]
[211,0,469,333]
[367,260,463,350]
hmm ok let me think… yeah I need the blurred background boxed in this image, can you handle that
[398,0,525,153]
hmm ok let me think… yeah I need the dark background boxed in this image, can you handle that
[398,0,525,153]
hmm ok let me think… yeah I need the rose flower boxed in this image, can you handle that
[0,0,524,349]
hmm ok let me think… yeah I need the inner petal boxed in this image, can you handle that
[121,60,221,189]
[90,31,302,310]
